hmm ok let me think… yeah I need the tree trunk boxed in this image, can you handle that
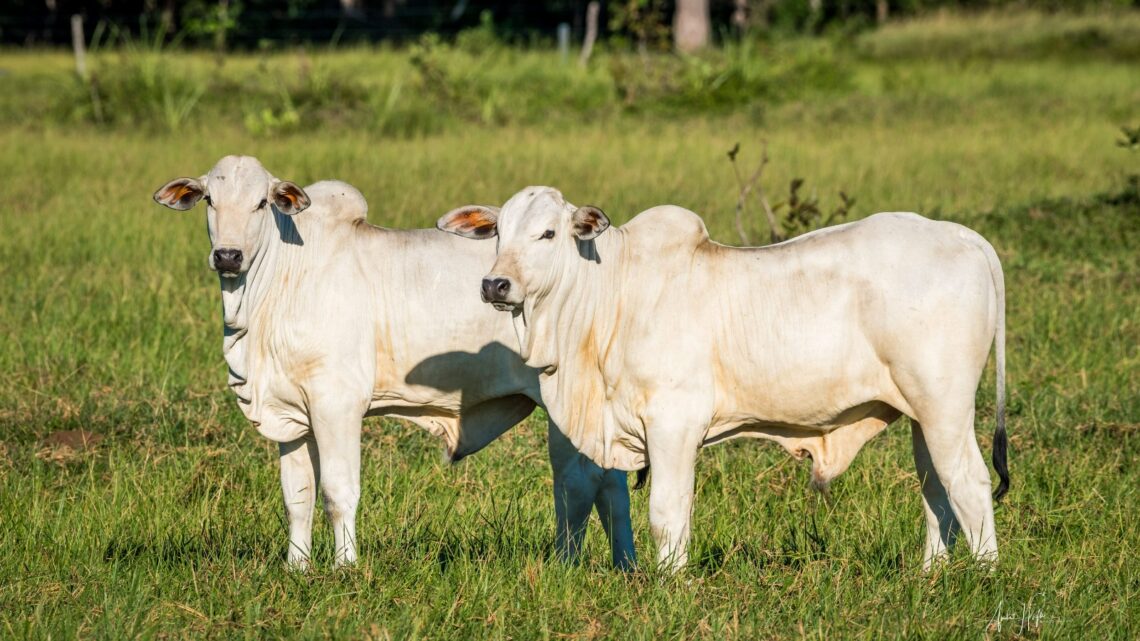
[673,0,710,54]
[876,0,889,24]
[214,0,230,52]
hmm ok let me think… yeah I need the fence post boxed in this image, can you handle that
[71,14,87,81]
[579,1,599,68]
[558,23,570,63]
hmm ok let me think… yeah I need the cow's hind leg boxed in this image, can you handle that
[910,420,957,570]
[279,434,320,570]
[312,404,364,567]
[547,423,637,570]
[548,422,601,564]
[915,409,997,566]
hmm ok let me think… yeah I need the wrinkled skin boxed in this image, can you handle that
[441,187,1008,573]
[155,161,637,570]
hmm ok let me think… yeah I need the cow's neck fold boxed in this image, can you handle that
[519,230,624,375]
[521,229,639,469]
[220,210,297,401]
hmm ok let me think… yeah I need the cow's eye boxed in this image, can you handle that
[541,230,555,240]
[257,199,268,211]
[204,195,213,207]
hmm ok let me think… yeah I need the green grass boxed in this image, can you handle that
[856,9,1140,62]
[1,10,1139,639]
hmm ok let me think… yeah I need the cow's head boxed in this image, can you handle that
[437,187,609,311]
[153,155,310,277]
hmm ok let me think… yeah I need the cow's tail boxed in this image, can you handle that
[981,237,1010,502]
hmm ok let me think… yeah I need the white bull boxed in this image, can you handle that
[438,187,1008,572]
[153,158,636,569]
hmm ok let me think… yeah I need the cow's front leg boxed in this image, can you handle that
[595,468,637,571]
[279,434,320,570]
[311,404,363,567]
[547,421,597,564]
[645,417,701,573]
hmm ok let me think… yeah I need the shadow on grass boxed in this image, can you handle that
[966,181,1139,270]
[103,529,273,567]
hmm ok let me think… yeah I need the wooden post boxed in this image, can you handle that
[579,1,599,68]
[70,14,87,81]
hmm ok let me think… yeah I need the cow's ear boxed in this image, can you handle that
[272,181,311,215]
[153,177,206,211]
[437,205,500,239]
[572,205,610,240]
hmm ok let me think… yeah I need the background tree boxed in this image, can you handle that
[609,0,670,53]
[673,0,709,53]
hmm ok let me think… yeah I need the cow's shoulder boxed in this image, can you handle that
[621,205,710,253]
[300,180,369,224]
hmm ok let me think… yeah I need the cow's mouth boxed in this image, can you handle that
[491,301,519,312]
[219,270,241,279]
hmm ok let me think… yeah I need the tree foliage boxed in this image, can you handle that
[2,0,1137,47]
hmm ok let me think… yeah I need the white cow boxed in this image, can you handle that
[153,158,636,569]
[438,187,1008,572]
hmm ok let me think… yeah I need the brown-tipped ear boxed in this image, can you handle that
[572,205,610,240]
[436,205,500,239]
[153,177,206,211]
[272,181,311,215]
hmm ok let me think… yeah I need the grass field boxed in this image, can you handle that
[1,10,1139,639]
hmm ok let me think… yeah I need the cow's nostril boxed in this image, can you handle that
[481,277,511,302]
[213,249,243,271]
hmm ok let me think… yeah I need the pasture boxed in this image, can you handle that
[1,11,1138,639]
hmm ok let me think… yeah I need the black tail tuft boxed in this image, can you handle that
[992,421,1009,502]
[632,466,649,490]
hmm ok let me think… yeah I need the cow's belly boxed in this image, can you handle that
[703,346,905,485]
[708,340,906,437]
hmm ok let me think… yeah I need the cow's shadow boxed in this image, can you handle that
[402,342,542,460]
[274,208,304,245]
[404,341,537,395]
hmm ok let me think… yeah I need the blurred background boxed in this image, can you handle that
[13,1,1137,47]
